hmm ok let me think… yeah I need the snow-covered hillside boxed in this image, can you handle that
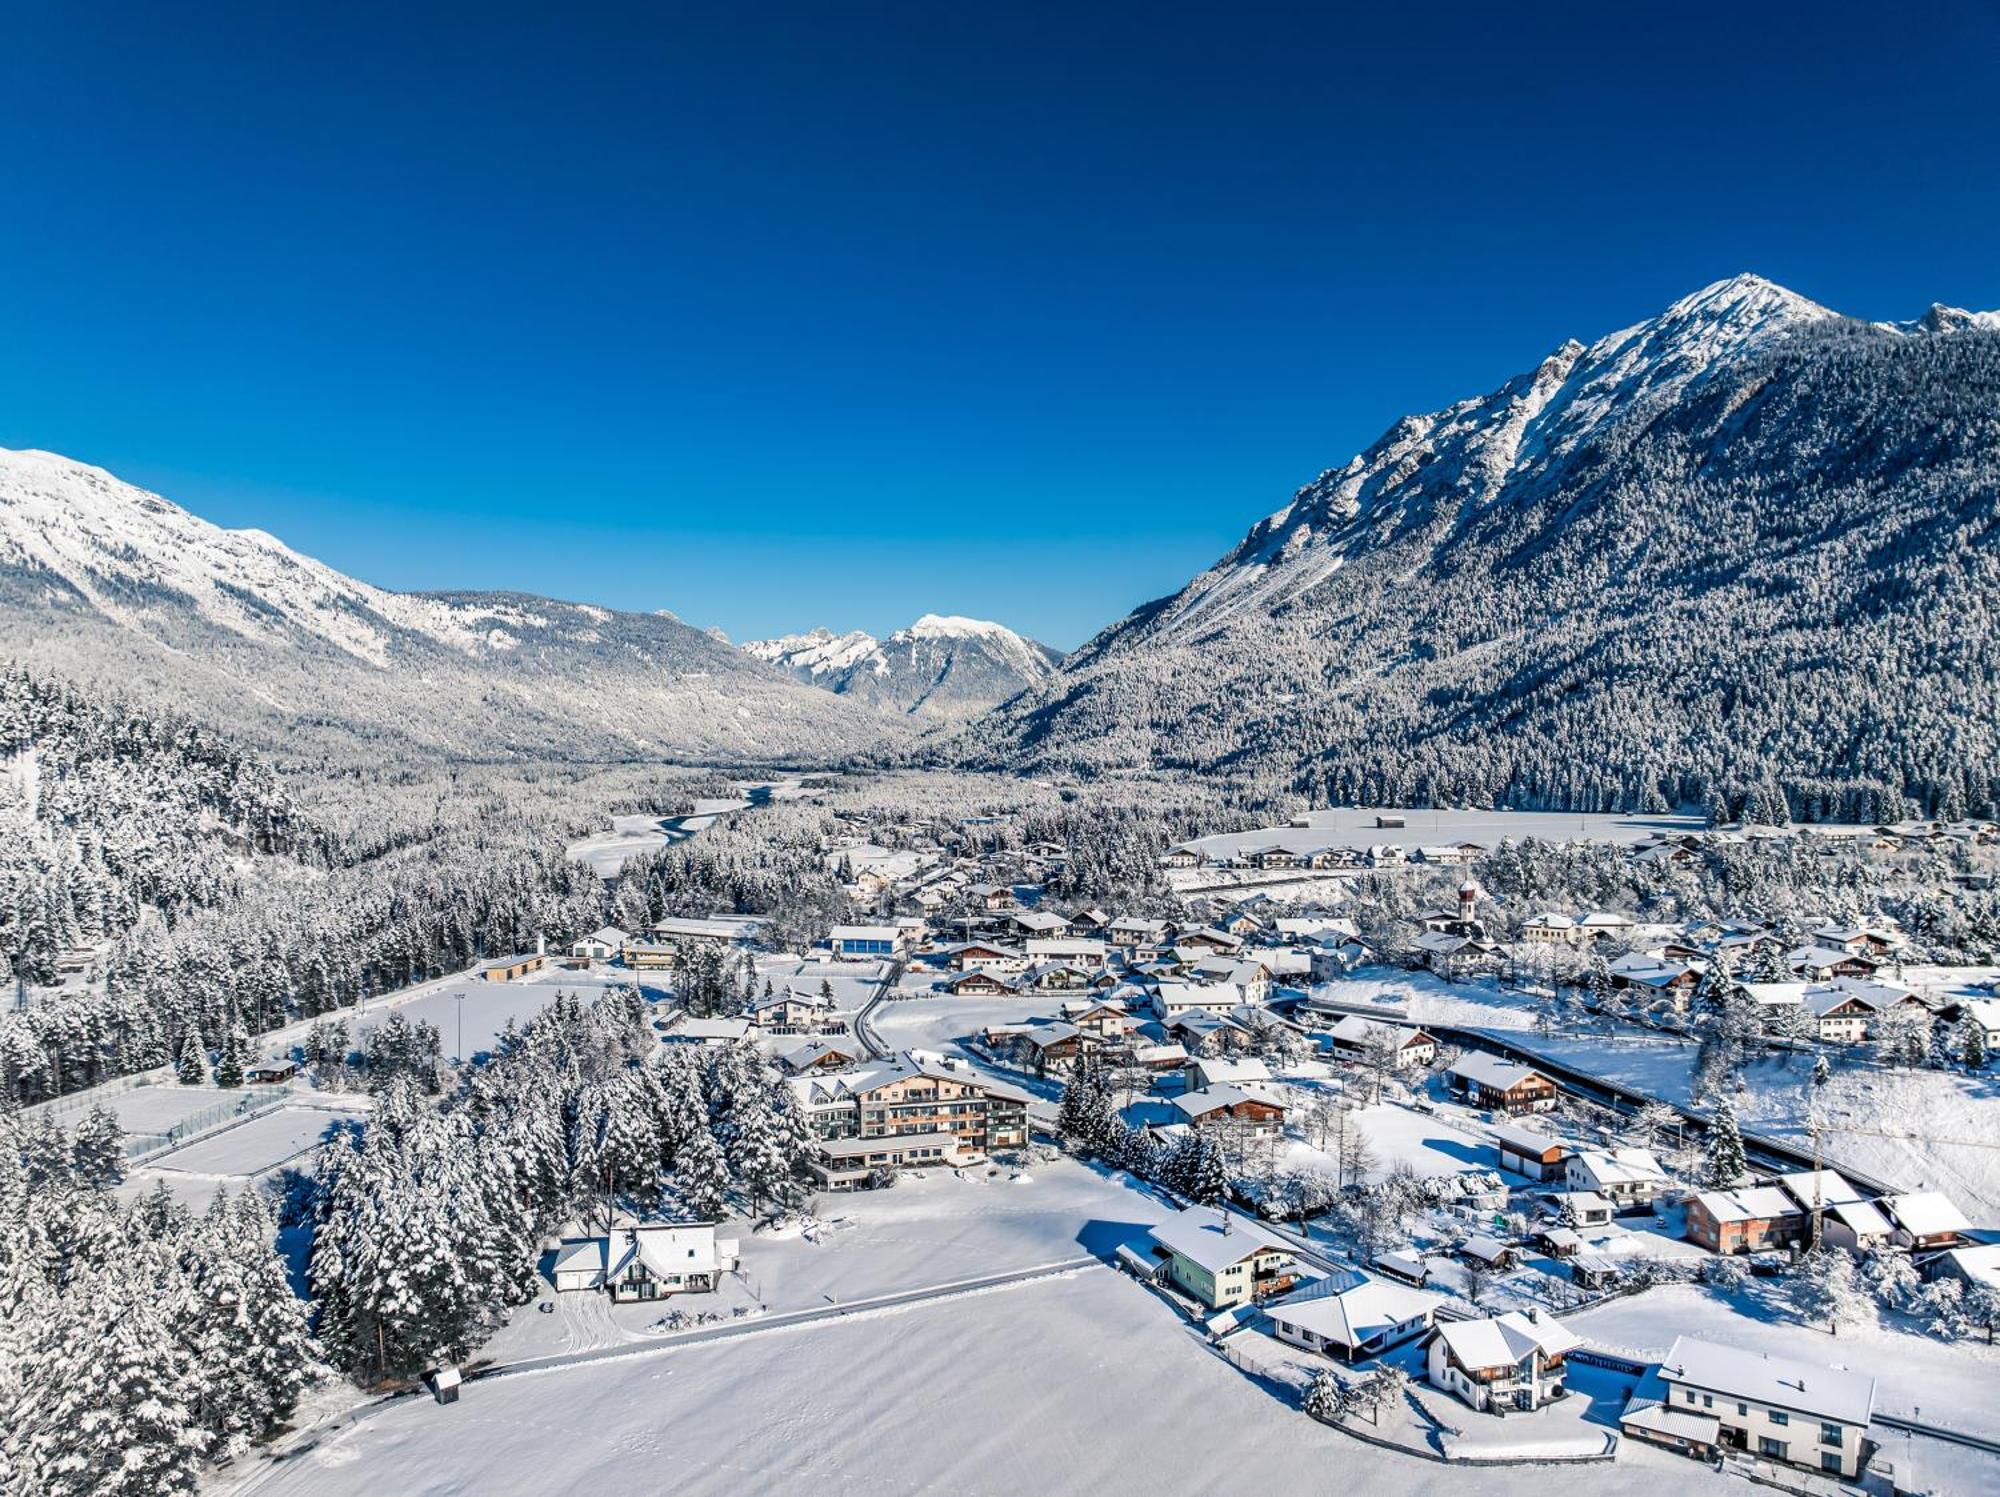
[745,613,1062,720]
[0,447,900,763]
[946,275,2000,819]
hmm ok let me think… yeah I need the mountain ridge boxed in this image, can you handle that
[744,614,1062,720]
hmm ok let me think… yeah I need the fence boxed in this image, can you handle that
[124,1085,296,1162]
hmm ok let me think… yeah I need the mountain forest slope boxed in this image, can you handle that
[942,277,2000,821]
[744,614,1062,720]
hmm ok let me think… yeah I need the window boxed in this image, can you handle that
[1702,1394,1713,1409]
[1683,1390,1698,1405]
[1758,1438,1787,1460]
[1821,1453,1842,1474]
[1820,1423,1842,1447]
[1769,1410,1788,1427]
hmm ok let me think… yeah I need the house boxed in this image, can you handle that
[1821,1198,1897,1253]
[1801,985,1879,1044]
[1176,927,1244,955]
[654,1015,753,1047]
[1371,1249,1430,1287]
[966,882,1016,910]
[1328,1016,1438,1070]
[778,1038,863,1075]
[1446,1055,1558,1114]
[1007,909,1073,940]
[1576,911,1636,942]
[1930,1242,2000,1295]
[1059,998,1132,1040]
[944,941,1025,972]
[1521,913,1578,944]
[1130,1041,1190,1073]
[1265,1269,1442,1362]
[1183,1055,1272,1091]
[1023,962,1094,995]
[570,925,630,962]
[1148,1206,1299,1309]
[942,967,1016,997]
[1562,1148,1669,1212]
[753,987,846,1036]
[805,1131,967,1189]
[1425,1309,1581,1413]
[1025,937,1108,969]
[1884,1191,1972,1252]
[1173,1084,1287,1137]
[551,1219,740,1301]
[1151,981,1242,1023]
[1629,1335,1875,1479]
[1789,945,1879,981]
[1772,1169,1864,1217]
[244,1058,300,1085]
[1685,1187,1805,1254]
[475,952,547,983]
[1959,997,2000,1052]
[1458,1234,1516,1271]
[1006,1022,1085,1072]
[640,916,762,952]
[1488,1121,1571,1181]
[828,925,902,961]
[1542,1190,1615,1228]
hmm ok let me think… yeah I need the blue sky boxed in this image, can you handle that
[4,3,1997,649]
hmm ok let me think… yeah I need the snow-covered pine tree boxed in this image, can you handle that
[177,1032,208,1086]
[1791,1248,1870,1337]
[1702,1097,1748,1188]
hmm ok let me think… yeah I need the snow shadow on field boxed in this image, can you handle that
[1075,1219,1159,1262]
[1416,1137,1487,1167]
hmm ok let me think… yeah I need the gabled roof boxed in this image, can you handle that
[1173,1082,1286,1119]
[1149,1206,1289,1275]
[1488,1120,1570,1159]
[1885,1190,1971,1238]
[1692,1186,1800,1223]
[1448,1053,1548,1093]
[1433,1310,1580,1372]
[1660,1335,1875,1428]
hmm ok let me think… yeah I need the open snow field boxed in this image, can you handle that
[43,1082,246,1140]
[871,991,1053,1058]
[1309,969,1540,1032]
[481,1156,1176,1364]
[355,970,670,1060]
[254,1265,1731,1497]
[565,798,748,877]
[148,1103,356,1178]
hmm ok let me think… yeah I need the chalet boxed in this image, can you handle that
[1802,984,1880,1043]
[1172,1083,1287,1137]
[1608,954,1700,1002]
[1159,845,1203,869]
[1183,1055,1272,1091]
[1191,957,1271,1003]
[942,968,1016,997]
[1148,1205,1299,1309]
[778,1038,863,1075]
[1626,1335,1875,1479]
[569,925,630,962]
[1822,1199,1897,1253]
[1813,924,1903,958]
[1446,1055,1558,1114]
[1458,1234,1516,1271]
[945,941,1024,972]
[1521,913,1578,944]
[1266,1269,1441,1361]
[1577,911,1636,942]
[1023,962,1094,994]
[966,882,1016,910]
[1025,935,1108,968]
[1884,1191,1972,1252]
[1685,1187,1804,1254]
[475,952,547,983]
[1788,945,1879,981]
[1176,927,1244,955]
[753,988,846,1036]
[790,1056,1031,1153]
[551,1219,739,1301]
[1562,1148,1669,1212]
[805,1131,966,1189]
[828,925,902,961]
[1069,907,1111,932]
[1166,1008,1257,1052]
[1059,998,1132,1040]
[1959,997,2000,1052]
[1216,907,1269,937]
[654,1015,753,1047]
[1010,909,1074,939]
[1327,1016,1438,1070]
[1151,981,1242,1023]
[1130,1041,1189,1073]
[1008,1021,1086,1072]
[244,1058,300,1085]
[1488,1121,1571,1182]
[1425,1309,1580,1414]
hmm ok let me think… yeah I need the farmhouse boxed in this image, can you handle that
[942,967,1016,996]
[1172,1083,1287,1136]
[1327,1016,1438,1070]
[1884,1191,1972,1252]
[1446,1054,1558,1114]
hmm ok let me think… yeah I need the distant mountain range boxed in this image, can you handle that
[743,615,1062,720]
[941,275,2000,820]
[0,447,897,763]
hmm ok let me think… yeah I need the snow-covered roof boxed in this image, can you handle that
[1265,1272,1441,1350]
[1448,1053,1547,1092]
[1568,1148,1666,1187]
[1148,1207,1290,1275]
[1185,1056,1272,1087]
[1693,1186,1799,1223]
[1660,1335,1875,1427]
[1773,1170,1864,1211]
[1433,1310,1580,1372]
[1488,1120,1569,1159]
[1885,1191,1971,1238]
[1621,1368,1721,1446]
[1826,1199,1895,1239]
[1172,1083,1285,1120]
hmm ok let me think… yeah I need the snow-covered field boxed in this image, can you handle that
[253,1263,1732,1497]
[356,970,669,1060]
[148,1103,356,1179]
[46,1082,246,1139]
[1309,970,1540,1032]
[870,991,1052,1058]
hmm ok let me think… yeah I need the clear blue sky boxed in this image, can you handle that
[5,3,1997,649]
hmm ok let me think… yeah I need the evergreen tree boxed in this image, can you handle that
[1702,1097,1747,1188]
[177,1032,207,1087]
[1792,1248,1869,1337]
[215,1021,247,1089]
[671,1123,729,1221]
[69,1105,126,1190]
[1962,1014,1988,1072]
[1187,1134,1229,1207]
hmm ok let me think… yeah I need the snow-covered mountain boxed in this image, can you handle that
[745,614,1063,720]
[944,275,2000,819]
[0,446,900,762]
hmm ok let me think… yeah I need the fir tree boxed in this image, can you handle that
[69,1105,126,1190]
[177,1032,208,1087]
[1702,1097,1747,1188]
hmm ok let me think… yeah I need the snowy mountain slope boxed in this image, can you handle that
[744,614,1063,719]
[943,275,2000,819]
[0,447,901,763]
